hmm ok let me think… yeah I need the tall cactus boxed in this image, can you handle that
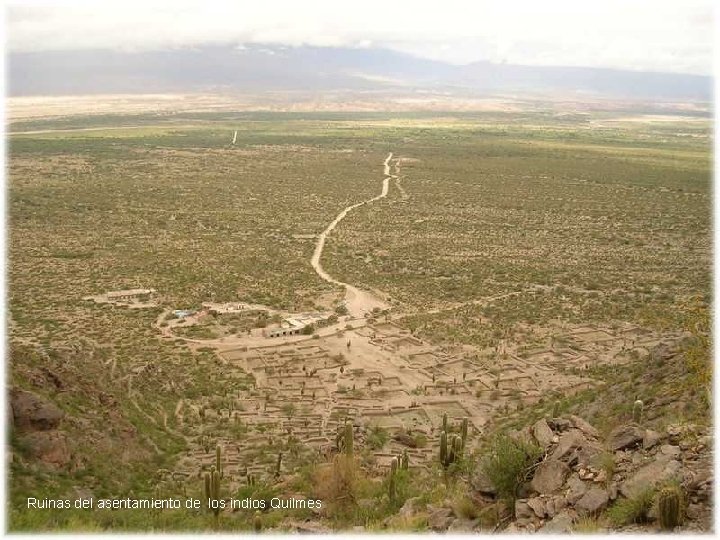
[453,435,463,461]
[657,485,684,530]
[388,456,399,500]
[344,420,354,457]
[552,400,561,418]
[440,432,463,469]
[204,466,221,518]
[275,452,283,478]
[442,412,448,433]
[215,445,223,479]
[401,449,409,470]
[461,418,469,449]
[440,430,448,466]
[633,399,644,423]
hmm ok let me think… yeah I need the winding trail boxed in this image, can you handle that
[311,153,395,317]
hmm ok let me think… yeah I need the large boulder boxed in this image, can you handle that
[19,431,71,467]
[398,497,424,518]
[527,497,547,518]
[471,468,497,496]
[427,507,454,531]
[575,487,609,515]
[642,429,663,450]
[620,456,682,498]
[11,389,64,431]
[531,460,571,494]
[569,415,599,439]
[565,474,589,505]
[608,425,644,451]
[549,430,601,466]
[538,511,574,533]
[545,495,568,517]
[515,499,535,520]
[532,419,555,449]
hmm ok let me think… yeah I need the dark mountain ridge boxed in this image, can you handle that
[9,44,711,101]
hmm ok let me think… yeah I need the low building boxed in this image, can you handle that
[106,288,155,302]
[202,302,252,314]
[264,312,332,338]
[266,324,304,338]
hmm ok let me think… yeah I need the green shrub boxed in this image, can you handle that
[606,488,656,526]
[366,425,389,450]
[481,435,542,509]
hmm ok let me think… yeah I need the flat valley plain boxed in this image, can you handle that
[7,104,712,531]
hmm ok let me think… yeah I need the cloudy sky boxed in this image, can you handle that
[7,0,714,75]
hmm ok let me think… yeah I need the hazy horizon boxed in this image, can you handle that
[8,0,714,76]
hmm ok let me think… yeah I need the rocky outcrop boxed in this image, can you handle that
[531,460,570,494]
[608,424,644,451]
[575,486,609,514]
[10,387,70,468]
[18,431,71,467]
[11,389,64,431]
[532,419,554,449]
[391,414,710,534]
[476,415,712,533]
[620,455,682,498]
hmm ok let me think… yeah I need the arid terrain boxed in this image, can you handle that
[7,98,712,532]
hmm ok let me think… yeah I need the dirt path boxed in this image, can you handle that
[394,160,409,200]
[310,153,395,317]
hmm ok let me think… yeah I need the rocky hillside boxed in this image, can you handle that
[477,415,711,533]
[7,313,711,532]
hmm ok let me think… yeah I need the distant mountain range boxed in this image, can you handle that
[9,44,711,101]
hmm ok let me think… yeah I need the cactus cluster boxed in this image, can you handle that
[387,451,409,500]
[438,415,470,469]
[203,468,221,518]
[202,445,224,517]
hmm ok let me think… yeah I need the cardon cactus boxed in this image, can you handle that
[215,445,223,478]
[275,452,282,478]
[453,435,463,461]
[633,399,644,423]
[388,456,399,500]
[401,449,409,470]
[657,485,684,530]
[440,432,463,469]
[442,413,448,433]
[440,431,448,466]
[344,420,354,457]
[461,418,469,448]
[204,466,221,517]
[552,400,561,418]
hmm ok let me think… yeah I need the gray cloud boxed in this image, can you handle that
[7,0,714,74]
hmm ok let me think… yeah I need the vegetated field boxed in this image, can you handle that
[7,108,711,531]
[322,114,711,349]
